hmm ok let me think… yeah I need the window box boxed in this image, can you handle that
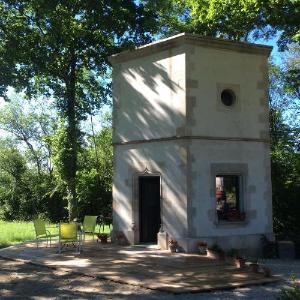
[226,211,246,222]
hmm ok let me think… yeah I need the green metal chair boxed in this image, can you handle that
[58,223,82,253]
[82,215,97,242]
[33,219,58,248]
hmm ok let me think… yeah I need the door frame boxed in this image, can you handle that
[138,175,161,243]
[132,168,163,244]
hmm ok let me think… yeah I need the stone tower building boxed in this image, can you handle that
[109,33,273,254]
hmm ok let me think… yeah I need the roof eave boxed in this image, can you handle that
[108,33,273,65]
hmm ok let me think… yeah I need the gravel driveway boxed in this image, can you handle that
[0,257,299,299]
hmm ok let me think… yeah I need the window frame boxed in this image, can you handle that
[215,174,244,222]
[216,83,241,112]
[210,163,248,225]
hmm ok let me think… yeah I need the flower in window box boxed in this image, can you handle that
[227,210,246,221]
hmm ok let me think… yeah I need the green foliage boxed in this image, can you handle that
[269,61,300,237]
[77,127,112,218]
[226,248,240,258]
[0,0,159,220]
[278,274,300,300]
[0,140,27,220]
[269,46,300,130]
[176,0,261,40]
[283,45,300,99]
[208,243,224,253]
[0,221,37,248]
[0,97,113,223]
[161,0,300,48]
[50,120,75,184]
[270,119,300,236]
[0,98,67,222]
[0,95,56,174]
[0,143,67,222]
[0,0,158,101]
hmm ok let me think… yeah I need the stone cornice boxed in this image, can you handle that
[112,135,270,146]
[108,33,272,65]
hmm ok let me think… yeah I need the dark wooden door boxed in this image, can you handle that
[139,176,161,243]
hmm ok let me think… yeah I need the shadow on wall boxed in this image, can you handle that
[113,49,189,241]
[113,146,188,238]
[114,49,185,143]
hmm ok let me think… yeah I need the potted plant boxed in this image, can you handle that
[97,233,108,243]
[115,232,128,245]
[249,260,260,273]
[197,241,208,255]
[262,266,271,277]
[169,239,178,253]
[235,256,246,268]
[226,249,246,268]
[207,244,226,260]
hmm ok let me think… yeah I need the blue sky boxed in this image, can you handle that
[254,34,282,65]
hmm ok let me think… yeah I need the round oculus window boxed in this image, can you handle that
[221,89,236,107]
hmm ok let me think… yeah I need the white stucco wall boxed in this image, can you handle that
[189,140,272,237]
[112,45,186,144]
[185,45,269,140]
[113,142,188,240]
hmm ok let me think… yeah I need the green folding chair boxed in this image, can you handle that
[58,223,82,253]
[33,219,58,248]
[82,215,97,242]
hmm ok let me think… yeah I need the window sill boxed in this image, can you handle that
[214,219,248,227]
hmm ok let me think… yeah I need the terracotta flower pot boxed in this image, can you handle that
[198,246,207,255]
[207,249,225,260]
[262,267,271,277]
[235,258,246,269]
[100,236,107,243]
[207,249,217,259]
[97,234,109,243]
[169,245,177,253]
[250,263,259,273]
[219,251,226,261]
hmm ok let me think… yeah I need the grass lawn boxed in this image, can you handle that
[0,220,112,249]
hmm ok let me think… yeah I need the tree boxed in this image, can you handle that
[269,108,300,235]
[0,138,68,221]
[161,0,263,40]
[0,139,27,220]
[269,62,300,236]
[0,0,159,220]
[160,0,300,47]
[77,126,113,218]
[0,95,56,174]
[281,44,300,127]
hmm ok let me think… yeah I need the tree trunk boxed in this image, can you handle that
[22,136,41,175]
[89,113,102,186]
[65,57,78,221]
